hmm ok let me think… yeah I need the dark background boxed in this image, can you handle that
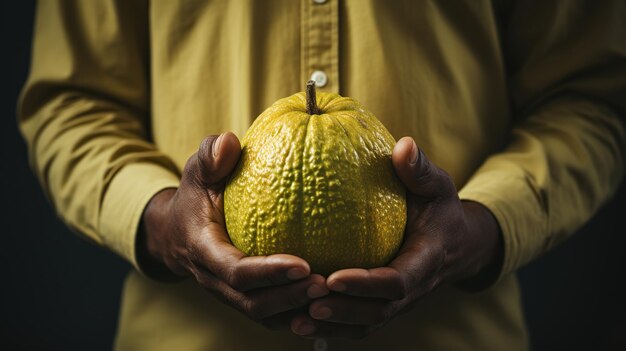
[3,2,625,350]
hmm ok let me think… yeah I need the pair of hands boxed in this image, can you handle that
[139,132,502,339]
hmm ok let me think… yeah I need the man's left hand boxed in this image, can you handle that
[290,136,503,339]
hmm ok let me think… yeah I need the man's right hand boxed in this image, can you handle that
[137,133,329,330]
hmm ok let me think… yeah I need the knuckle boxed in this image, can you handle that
[249,303,266,320]
[428,275,442,293]
[211,262,228,280]
[413,164,433,184]
[186,135,219,186]
[225,267,247,291]
[240,297,262,320]
[192,270,211,288]
[196,138,212,168]
[188,264,214,288]
[199,136,215,155]
[181,152,200,181]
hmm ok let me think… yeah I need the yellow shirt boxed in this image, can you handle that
[19,1,625,350]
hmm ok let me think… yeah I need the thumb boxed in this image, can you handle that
[392,137,456,199]
[186,132,241,188]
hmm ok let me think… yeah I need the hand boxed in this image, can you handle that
[290,136,503,338]
[137,133,329,330]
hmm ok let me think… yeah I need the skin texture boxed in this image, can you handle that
[139,133,502,338]
[139,133,330,330]
[291,137,502,338]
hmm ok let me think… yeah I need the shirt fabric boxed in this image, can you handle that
[19,0,626,350]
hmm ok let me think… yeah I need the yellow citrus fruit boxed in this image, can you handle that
[224,82,406,275]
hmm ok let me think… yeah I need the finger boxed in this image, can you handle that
[244,274,328,320]
[325,268,407,300]
[308,295,396,326]
[326,244,445,300]
[184,132,241,189]
[291,314,372,339]
[194,224,313,291]
[392,137,456,198]
[197,271,329,321]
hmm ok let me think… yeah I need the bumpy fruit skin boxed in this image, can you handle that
[224,91,406,276]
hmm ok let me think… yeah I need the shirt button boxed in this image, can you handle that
[313,338,328,351]
[310,70,328,88]
[313,0,328,4]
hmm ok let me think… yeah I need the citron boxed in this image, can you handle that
[224,81,406,275]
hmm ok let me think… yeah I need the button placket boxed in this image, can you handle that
[301,0,339,93]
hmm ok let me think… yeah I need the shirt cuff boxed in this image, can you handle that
[458,169,548,286]
[99,162,180,274]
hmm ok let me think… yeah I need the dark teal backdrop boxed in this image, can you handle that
[3,2,624,350]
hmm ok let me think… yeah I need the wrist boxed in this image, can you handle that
[136,188,181,280]
[456,200,504,290]
[143,188,176,259]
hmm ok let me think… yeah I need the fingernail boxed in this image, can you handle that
[212,133,224,157]
[311,306,332,320]
[287,268,308,280]
[329,280,347,292]
[295,322,316,336]
[409,139,418,165]
[307,284,329,299]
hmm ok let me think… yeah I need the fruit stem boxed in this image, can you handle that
[306,80,321,115]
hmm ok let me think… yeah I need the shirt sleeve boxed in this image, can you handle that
[458,1,626,284]
[18,0,181,273]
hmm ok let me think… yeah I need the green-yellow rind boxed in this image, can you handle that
[224,92,407,276]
